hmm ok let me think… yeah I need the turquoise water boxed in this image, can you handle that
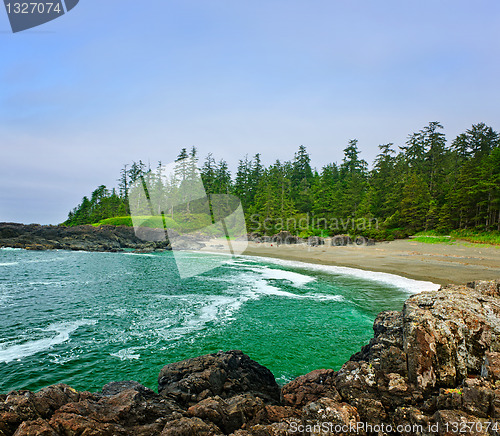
[0,248,436,394]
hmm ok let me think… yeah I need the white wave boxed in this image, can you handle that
[123,252,157,257]
[25,257,65,264]
[110,348,140,360]
[0,262,18,266]
[246,278,343,301]
[238,255,439,294]
[0,319,96,363]
[158,295,244,341]
[28,281,61,286]
[248,266,315,286]
[0,247,22,251]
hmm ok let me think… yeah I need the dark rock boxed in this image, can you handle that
[281,369,340,407]
[272,231,299,245]
[247,232,261,242]
[459,378,494,418]
[0,223,177,253]
[403,283,500,391]
[433,409,489,436]
[160,417,223,435]
[187,396,227,431]
[0,385,80,436]
[158,351,280,406]
[481,351,500,381]
[224,394,266,432]
[301,397,364,436]
[468,280,500,298]
[331,234,352,246]
[354,236,367,245]
[391,407,432,436]
[12,418,57,436]
[170,235,206,251]
[49,411,125,435]
[188,394,266,434]
[335,361,389,425]
[351,311,407,376]
[307,236,324,246]
[262,405,298,423]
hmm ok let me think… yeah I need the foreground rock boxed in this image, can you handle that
[0,223,205,252]
[158,350,280,406]
[3,280,500,435]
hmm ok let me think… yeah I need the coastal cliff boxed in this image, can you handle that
[2,280,500,435]
[0,223,204,252]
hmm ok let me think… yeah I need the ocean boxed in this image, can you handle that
[0,248,438,393]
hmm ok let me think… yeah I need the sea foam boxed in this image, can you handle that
[240,256,439,294]
[0,319,96,363]
[247,265,316,287]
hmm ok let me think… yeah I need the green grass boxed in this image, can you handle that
[93,214,218,235]
[451,229,500,245]
[95,215,177,228]
[411,229,500,246]
[412,236,455,244]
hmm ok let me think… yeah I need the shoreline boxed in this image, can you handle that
[4,281,500,435]
[203,239,500,286]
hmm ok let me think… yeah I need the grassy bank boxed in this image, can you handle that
[413,230,500,246]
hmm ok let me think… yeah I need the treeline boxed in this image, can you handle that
[64,121,500,238]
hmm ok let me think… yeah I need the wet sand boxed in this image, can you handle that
[202,239,500,285]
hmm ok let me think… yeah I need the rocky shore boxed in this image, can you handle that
[2,280,500,435]
[0,223,204,252]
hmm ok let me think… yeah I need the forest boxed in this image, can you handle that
[63,122,500,240]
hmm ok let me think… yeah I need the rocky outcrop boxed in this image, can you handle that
[307,236,324,246]
[271,231,301,245]
[3,280,500,435]
[158,351,280,406]
[0,223,205,252]
[403,281,500,391]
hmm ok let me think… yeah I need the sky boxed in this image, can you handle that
[1,0,499,224]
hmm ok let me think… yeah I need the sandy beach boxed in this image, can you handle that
[202,239,500,285]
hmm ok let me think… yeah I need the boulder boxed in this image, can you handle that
[0,385,80,436]
[331,235,352,246]
[272,231,299,245]
[158,350,280,406]
[307,236,324,246]
[281,369,340,407]
[169,235,206,251]
[481,351,500,382]
[187,394,266,434]
[301,397,364,436]
[12,418,57,436]
[160,417,223,435]
[334,361,387,425]
[351,311,407,376]
[403,283,500,391]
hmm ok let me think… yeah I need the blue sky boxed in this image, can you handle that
[1,0,500,224]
